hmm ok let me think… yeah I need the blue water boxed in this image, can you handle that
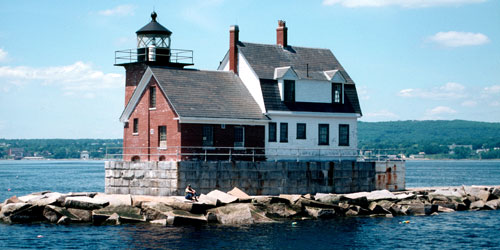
[1,160,500,249]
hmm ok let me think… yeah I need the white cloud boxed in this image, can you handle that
[484,85,500,94]
[428,31,490,47]
[0,48,7,62]
[322,0,486,8]
[365,110,399,118]
[398,82,466,100]
[0,61,123,97]
[98,5,135,16]
[461,100,477,107]
[428,106,457,115]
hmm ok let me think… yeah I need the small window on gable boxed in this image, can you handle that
[133,118,139,134]
[149,86,156,108]
[332,83,342,104]
[284,80,295,102]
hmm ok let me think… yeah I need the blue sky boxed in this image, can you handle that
[0,0,499,139]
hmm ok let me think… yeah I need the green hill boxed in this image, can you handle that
[358,120,500,158]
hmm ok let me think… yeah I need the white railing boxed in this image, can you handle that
[105,146,405,162]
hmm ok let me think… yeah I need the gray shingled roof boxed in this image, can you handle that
[150,67,265,120]
[238,42,355,83]
[238,42,362,115]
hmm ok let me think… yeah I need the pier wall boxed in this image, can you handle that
[105,161,405,196]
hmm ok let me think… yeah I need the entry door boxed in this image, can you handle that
[234,127,245,148]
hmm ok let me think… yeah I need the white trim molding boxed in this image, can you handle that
[266,110,361,118]
[175,116,269,125]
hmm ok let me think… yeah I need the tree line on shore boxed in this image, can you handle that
[0,120,499,159]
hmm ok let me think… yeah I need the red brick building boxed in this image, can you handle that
[116,12,266,161]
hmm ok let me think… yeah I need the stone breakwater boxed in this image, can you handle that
[1,185,500,226]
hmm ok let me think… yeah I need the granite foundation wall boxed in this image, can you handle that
[105,160,405,196]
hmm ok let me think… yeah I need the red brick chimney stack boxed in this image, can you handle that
[277,20,288,47]
[229,25,239,74]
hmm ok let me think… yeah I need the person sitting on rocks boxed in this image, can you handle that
[185,184,199,202]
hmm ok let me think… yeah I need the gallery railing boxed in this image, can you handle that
[104,146,405,162]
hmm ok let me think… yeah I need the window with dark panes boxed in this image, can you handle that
[297,123,306,139]
[202,125,213,146]
[339,124,349,146]
[234,127,244,147]
[150,86,156,108]
[318,124,329,145]
[332,83,342,103]
[133,118,139,134]
[280,123,288,142]
[284,80,295,102]
[158,126,167,148]
[269,122,277,142]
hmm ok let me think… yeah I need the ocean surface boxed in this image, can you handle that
[1,160,500,249]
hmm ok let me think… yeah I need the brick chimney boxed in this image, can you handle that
[229,25,239,74]
[277,20,287,47]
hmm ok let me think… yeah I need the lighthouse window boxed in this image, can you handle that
[149,86,156,108]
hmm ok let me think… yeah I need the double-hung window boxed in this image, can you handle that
[318,124,329,145]
[268,122,277,142]
[339,124,349,146]
[280,123,288,143]
[158,126,167,148]
[296,123,306,139]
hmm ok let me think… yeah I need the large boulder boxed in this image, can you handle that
[315,193,341,204]
[469,200,485,210]
[93,194,132,207]
[279,194,302,205]
[29,192,63,207]
[166,210,208,226]
[207,203,272,225]
[340,196,369,208]
[344,190,397,202]
[206,190,238,205]
[406,204,425,216]
[93,205,145,223]
[484,200,498,210]
[3,204,45,223]
[43,205,80,223]
[227,187,252,202]
[63,196,109,210]
[490,188,500,199]
[0,203,31,218]
[437,206,455,213]
[464,186,490,202]
[305,206,336,219]
[368,202,391,215]
[265,203,300,218]
[141,201,173,221]
[67,208,92,222]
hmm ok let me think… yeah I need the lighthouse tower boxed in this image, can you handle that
[115,12,193,67]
